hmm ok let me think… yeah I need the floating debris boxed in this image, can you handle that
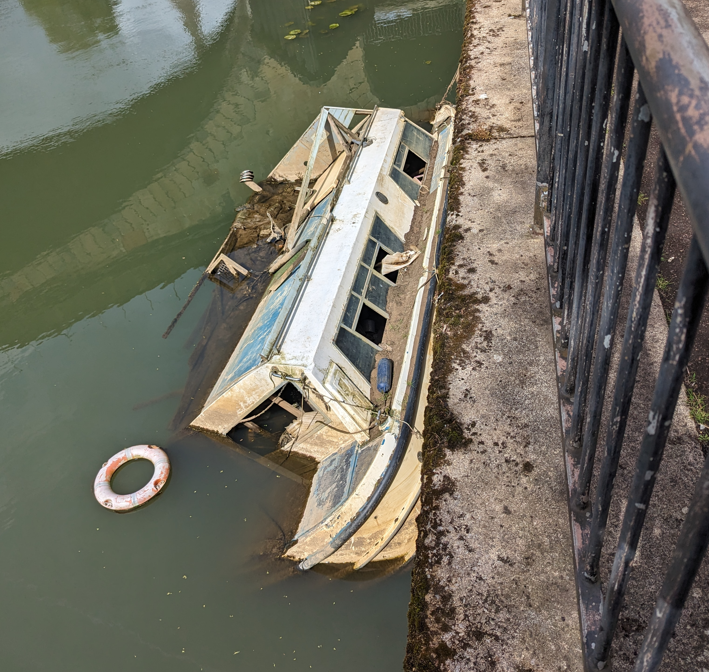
[284,34,297,39]
[329,22,339,28]
[307,21,317,26]
[339,9,356,16]
[310,0,322,4]
[299,29,310,37]
[320,28,329,33]
[425,60,432,64]
[289,29,302,34]
[284,21,295,26]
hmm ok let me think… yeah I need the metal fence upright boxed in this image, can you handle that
[526,0,709,667]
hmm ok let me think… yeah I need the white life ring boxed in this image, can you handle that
[94,445,170,511]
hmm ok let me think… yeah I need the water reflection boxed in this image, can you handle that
[0,0,463,351]
[169,0,205,48]
[0,0,236,152]
[20,0,120,54]
[0,1,465,669]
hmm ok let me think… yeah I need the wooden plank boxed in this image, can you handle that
[217,253,249,277]
[273,396,304,418]
[285,111,330,251]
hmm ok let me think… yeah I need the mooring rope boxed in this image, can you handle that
[438,65,460,108]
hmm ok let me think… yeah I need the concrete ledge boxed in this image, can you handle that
[405,0,583,669]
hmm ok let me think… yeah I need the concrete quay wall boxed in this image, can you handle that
[405,1,583,669]
[405,0,709,670]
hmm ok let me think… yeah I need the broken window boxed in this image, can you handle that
[389,121,434,201]
[334,215,404,379]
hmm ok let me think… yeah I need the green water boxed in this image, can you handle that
[0,0,464,669]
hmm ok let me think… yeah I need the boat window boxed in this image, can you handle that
[403,150,427,180]
[374,246,399,283]
[208,269,301,400]
[355,304,387,344]
[343,294,359,328]
[389,121,433,202]
[334,216,404,379]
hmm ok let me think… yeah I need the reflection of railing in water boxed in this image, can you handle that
[364,2,465,45]
[528,0,709,668]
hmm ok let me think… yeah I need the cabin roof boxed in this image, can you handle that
[277,108,404,368]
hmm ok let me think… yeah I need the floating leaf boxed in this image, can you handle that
[289,29,302,34]
[425,60,431,64]
[339,9,353,16]
[320,28,329,33]
[284,34,297,39]
[311,1,322,4]
[299,29,310,36]
[329,22,339,28]
[285,21,295,26]
[307,21,316,26]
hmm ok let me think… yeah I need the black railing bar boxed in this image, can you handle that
[559,0,598,316]
[536,0,562,187]
[551,0,581,263]
[538,0,547,67]
[550,0,577,216]
[559,0,610,358]
[634,336,709,671]
[551,0,577,268]
[563,0,619,399]
[534,0,546,82]
[611,0,709,268]
[558,0,597,326]
[550,0,573,248]
[549,0,570,244]
[571,38,636,491]
[582,120,663,580]
[592,226,708,669]
[553,0,586,284]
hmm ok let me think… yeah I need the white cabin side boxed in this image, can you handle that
[273,109,416,412]
[191,106,436,441]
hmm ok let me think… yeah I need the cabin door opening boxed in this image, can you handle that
[226,383,315,454]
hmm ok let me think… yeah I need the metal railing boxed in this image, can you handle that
[526,0,709,668]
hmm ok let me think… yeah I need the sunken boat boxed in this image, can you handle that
[188,104,455,570]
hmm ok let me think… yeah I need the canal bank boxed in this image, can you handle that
[406,0,709,669]
[405,1,584,667]
[405,0,581,672]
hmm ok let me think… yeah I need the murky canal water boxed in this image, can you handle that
[0,0,463,669]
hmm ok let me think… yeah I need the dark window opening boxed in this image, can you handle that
[403,150,427,181]
[375,246,389,266]
[349,113,368,131]
[374,246,399,283]
[227,383,313,453]
[355,304,387,345]
[335,329,377,379]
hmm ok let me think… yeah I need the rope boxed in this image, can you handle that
[438,65,460,108]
